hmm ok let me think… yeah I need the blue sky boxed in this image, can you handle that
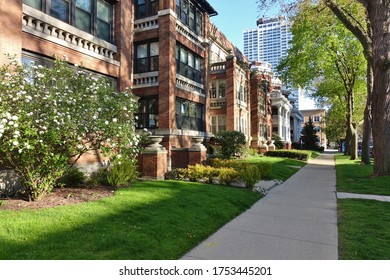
[207,0,280,49]
[206,0,317,109]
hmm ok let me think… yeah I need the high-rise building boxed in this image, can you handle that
[243,16,292,75]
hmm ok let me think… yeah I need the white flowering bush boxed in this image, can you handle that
[0,57,142,201]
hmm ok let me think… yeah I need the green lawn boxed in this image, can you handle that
[336,155,390,259]
[338,199,390,259]
[335,155,390,195]
[242,156,306,181]
[0,181,260,260]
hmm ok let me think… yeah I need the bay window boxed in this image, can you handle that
[176,0,203,36]
[23,0,114,43]
[176,44,202,83]
[176,98,204,131]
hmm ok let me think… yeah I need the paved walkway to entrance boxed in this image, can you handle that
[182,151,338,260]
[337,192,390,202]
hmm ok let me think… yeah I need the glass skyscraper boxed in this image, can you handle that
[243,16,292,75]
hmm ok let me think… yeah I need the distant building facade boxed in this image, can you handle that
[300,109,327,147]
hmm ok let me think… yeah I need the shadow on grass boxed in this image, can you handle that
[335,155,390,196]
[0,181,260,260]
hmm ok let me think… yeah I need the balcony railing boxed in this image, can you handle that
[133,72,159,88]
[22,4,118,64]
[210,62,226,73]
[176,74,204,97]
[176,20,204,50]
[134,16,159,32]
[210,99,226,108]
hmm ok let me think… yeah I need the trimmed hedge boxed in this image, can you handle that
[265,149,312,161]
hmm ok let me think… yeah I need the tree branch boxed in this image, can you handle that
[323,0,371,51]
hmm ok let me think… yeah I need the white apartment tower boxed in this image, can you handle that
[243,16,292,75]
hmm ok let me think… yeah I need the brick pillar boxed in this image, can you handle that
[188,137,207,166]
[140,136,168,180]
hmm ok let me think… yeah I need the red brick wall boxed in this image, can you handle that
[171,150,189,169]
[0,0,22,64]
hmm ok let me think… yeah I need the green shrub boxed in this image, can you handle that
[86,167,110,187]
[210,158,241,169]
[164,168,187,180]
[214,131,247,159]
[56,167,86,187]
[240,164,262,188]
[217,167,240,185]
[106,161,138,187]
[184,164,239,185]
[265,149,312,161]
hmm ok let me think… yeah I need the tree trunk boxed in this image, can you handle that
[344,125,351,156]
[369,1,390,176]
[350,123,358,160]
[361,56,373,165]
[361,16,374,166]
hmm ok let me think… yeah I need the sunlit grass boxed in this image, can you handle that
[338,199,390,259]
[335,155,390,195]
[0,181,260,260]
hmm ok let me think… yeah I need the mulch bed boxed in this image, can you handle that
[0,186,117,211]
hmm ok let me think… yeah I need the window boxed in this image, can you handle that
[313,116,320,122]
[176,44,202,83]
[135,0,159,19]
[135,96,159,129]
[135,42,159,73]
[209,80,226,99]
[210,115,226,134]
[23,0,114,43]
[21,51,118,87]
[176,0,203,36]
[175,98,204,131]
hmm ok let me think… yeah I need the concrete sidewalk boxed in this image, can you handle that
[182,151,338,260]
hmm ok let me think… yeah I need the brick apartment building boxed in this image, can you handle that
[1,0,278,176]
[300,109,327,147]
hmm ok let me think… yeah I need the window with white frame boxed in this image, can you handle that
[210,115,226,134]
[313,116,320,122]
[209,80,226,99]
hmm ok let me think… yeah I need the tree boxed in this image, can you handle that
[0,57,142,201]
[214,131,246,159]
[301,117,320,150]
[277,2,366,160]
[258,0,390,176]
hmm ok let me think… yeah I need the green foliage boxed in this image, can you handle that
[86,167,110,187]
[217,167,240,185]
[240,164,262,189]
[182,164,239,185]
[266,150,312,161]
[56,167,86,187]
[0,57,142,200]
[106,161,138,187]
[164,168,187,181]
[301,117,320,150]
[272,133,285,149]
[214,131,247,159]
